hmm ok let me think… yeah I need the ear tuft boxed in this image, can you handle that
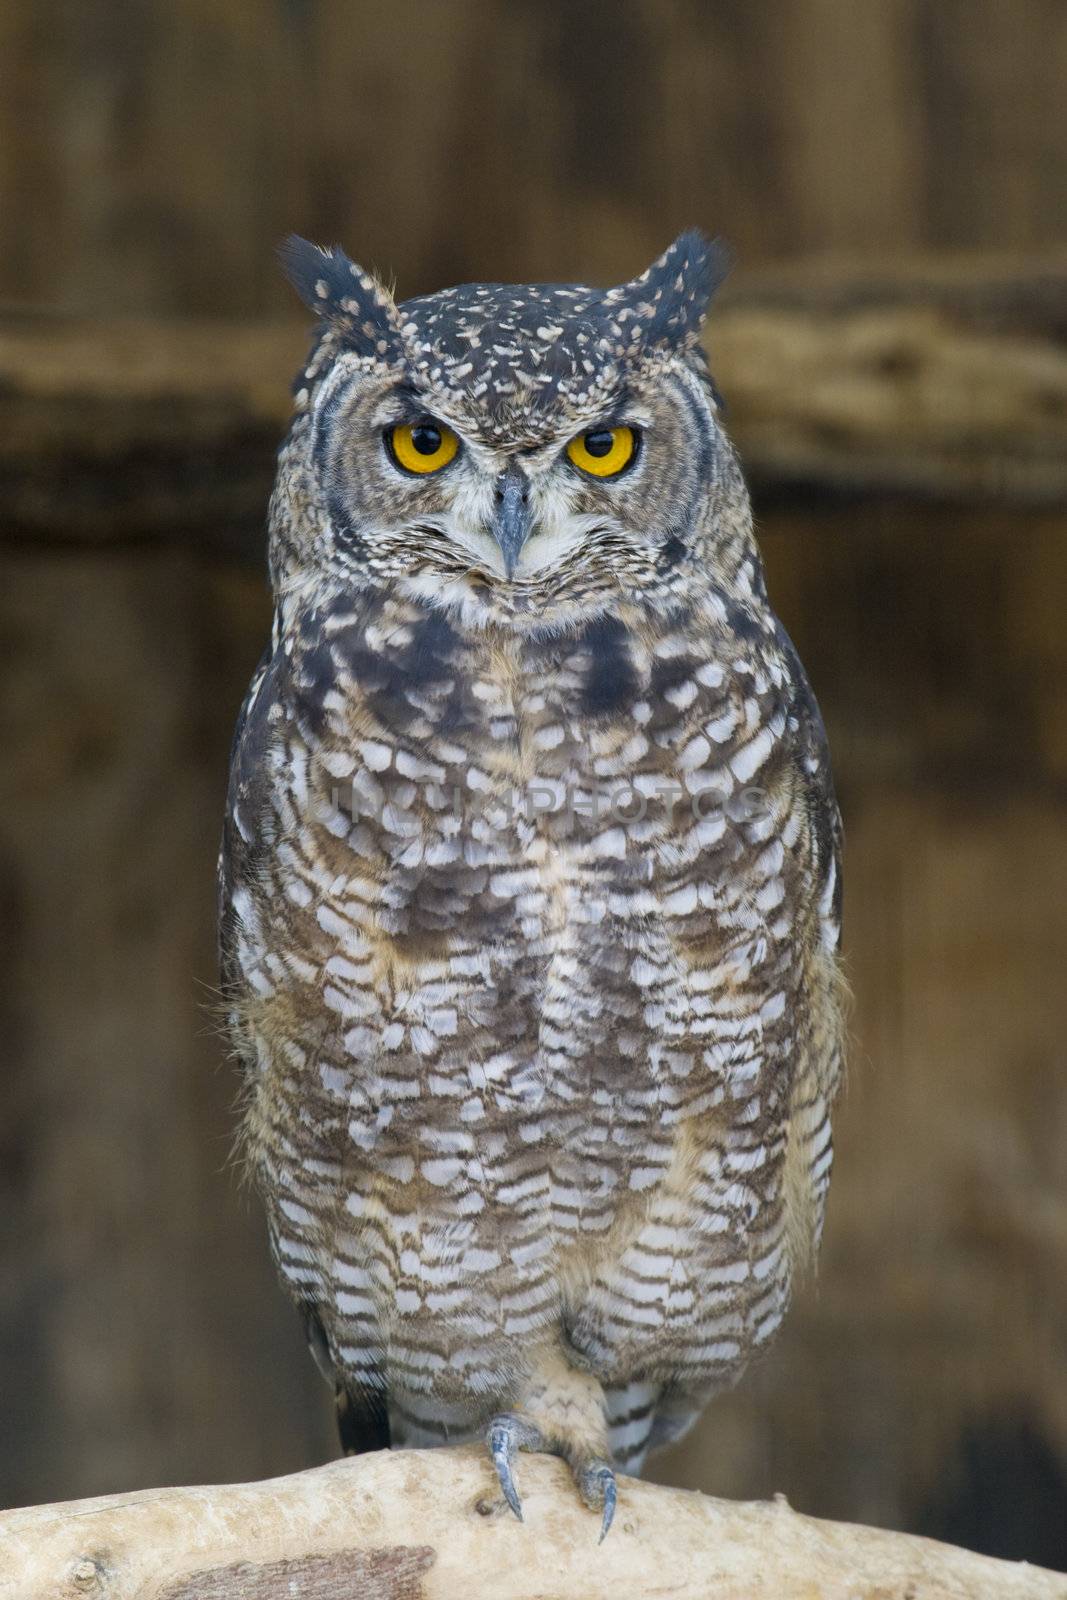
[278,235,403,362]
[606,230,732,351]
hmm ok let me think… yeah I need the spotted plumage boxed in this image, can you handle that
[219,231,845,1531]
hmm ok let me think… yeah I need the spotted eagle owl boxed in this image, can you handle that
[219,232,844,1535]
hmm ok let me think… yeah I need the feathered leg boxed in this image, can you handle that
[486,1344,616,1539]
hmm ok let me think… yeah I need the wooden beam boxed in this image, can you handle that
[2,253,1067,559]
[712,251,1067,504]
[2,1448,1065,1600]
[0,314,306,560]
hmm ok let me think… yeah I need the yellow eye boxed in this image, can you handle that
[388,420,460,475]
[565,425,637,478]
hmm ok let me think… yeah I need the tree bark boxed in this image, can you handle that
[1,1448,1064,1600]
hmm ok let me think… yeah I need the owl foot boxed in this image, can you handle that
[575,1457,617,1542]
[487,1412,545,1522]
[485,1413,618,1540]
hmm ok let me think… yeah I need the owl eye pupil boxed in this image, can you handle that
[583,430,615,458]
[411,423,442,455]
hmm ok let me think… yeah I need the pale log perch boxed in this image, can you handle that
[2,1449,1065,1600]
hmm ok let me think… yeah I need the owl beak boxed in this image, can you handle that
[491,467,534,578]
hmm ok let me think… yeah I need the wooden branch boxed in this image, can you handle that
[1,1449,1064,1600]
[2,252,1067,560]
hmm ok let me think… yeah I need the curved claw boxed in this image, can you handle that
[489,1421,523,1521]
[598,1471,617,1542]
[486,1413,543,1523]
[577,1459,618,1542]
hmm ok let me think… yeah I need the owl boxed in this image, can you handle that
[219,231,844,1537]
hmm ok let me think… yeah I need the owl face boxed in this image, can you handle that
[275,234,731,621]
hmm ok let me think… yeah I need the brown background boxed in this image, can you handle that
[2,0,1066,1568]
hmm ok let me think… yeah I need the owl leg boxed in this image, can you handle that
[486,1346,616,1538]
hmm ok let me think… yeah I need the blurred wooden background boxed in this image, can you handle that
[1,0,1066,1570]
[6,0,1067,312]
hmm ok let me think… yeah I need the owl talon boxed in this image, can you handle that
[486,1413,544,1522]
[576,1458,618,1541]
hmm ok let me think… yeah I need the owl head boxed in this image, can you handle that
[272,233,739,625]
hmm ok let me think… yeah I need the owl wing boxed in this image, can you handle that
[772,619,845,1268]
[217,644,275,996]
[216,644,392,1452]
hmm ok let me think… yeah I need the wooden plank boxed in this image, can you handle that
[6,1,1067,320]
[917,0,1067,252]
[776,0,923,257]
